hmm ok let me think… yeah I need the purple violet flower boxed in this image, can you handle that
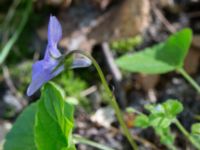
[27,16,63,96]
[27,16,91,96]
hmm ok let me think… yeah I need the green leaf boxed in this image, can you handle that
[162,99,183,117]
[149,115,171,128]
[64,102,75,123]
[4,82,75,150]
[35,82,75,150]
[145,100,183,119]
[141,100,183,129]
[116,28,192,74]
[135,114,149,128]
[116,43,175,74]
[190,123,200,148]
[191,123,200,135]
[155,127,175,146]
[160,28,192,67]
[145,104,165,115]
[134,100,183,149]
[4,103,37,150]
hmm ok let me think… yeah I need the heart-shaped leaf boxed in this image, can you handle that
[35,82,75,150]
[116,28,192,74]
[4,103,37,150]
[4,82,75,150]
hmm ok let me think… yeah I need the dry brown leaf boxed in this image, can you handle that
[192,35,200,48]
[88,0,150,42]
[137,74,160,91]
[184,47,200,74]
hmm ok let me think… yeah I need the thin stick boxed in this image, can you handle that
[101,42,126,108]
[80,85,97,97]
[2,65,27,107]
[109,125,159,150]
[73,134,114,150]
[152,2,176,33]
[132,135,159,150]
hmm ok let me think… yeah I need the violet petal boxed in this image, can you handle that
[48,16,62,46]
[45,16,62,59]
[27,59,64,96]
[71,57,91,69]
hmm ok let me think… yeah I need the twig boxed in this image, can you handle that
[152,2,176,33]
[132,135,160,150]
[102,43,122,82]
[73,134,115,150]
[2,65,27,107]
[109,126,159,150]
[101,42,126,108]
[80,85,97,97]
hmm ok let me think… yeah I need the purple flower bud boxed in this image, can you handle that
[71,55,91,69]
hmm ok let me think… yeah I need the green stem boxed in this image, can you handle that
[174,119,200,149]
[177,68,200,93]
[65,50,138,150]
[0,0,32,65]
[73,135,114,150]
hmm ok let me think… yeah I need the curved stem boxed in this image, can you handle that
[64,50,138,150]
[174,119,200,149]
[177,68,200,93]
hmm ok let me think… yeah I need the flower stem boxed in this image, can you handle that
[174,119,200,149]
[67,50,138,150]
[177,68,200,93]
